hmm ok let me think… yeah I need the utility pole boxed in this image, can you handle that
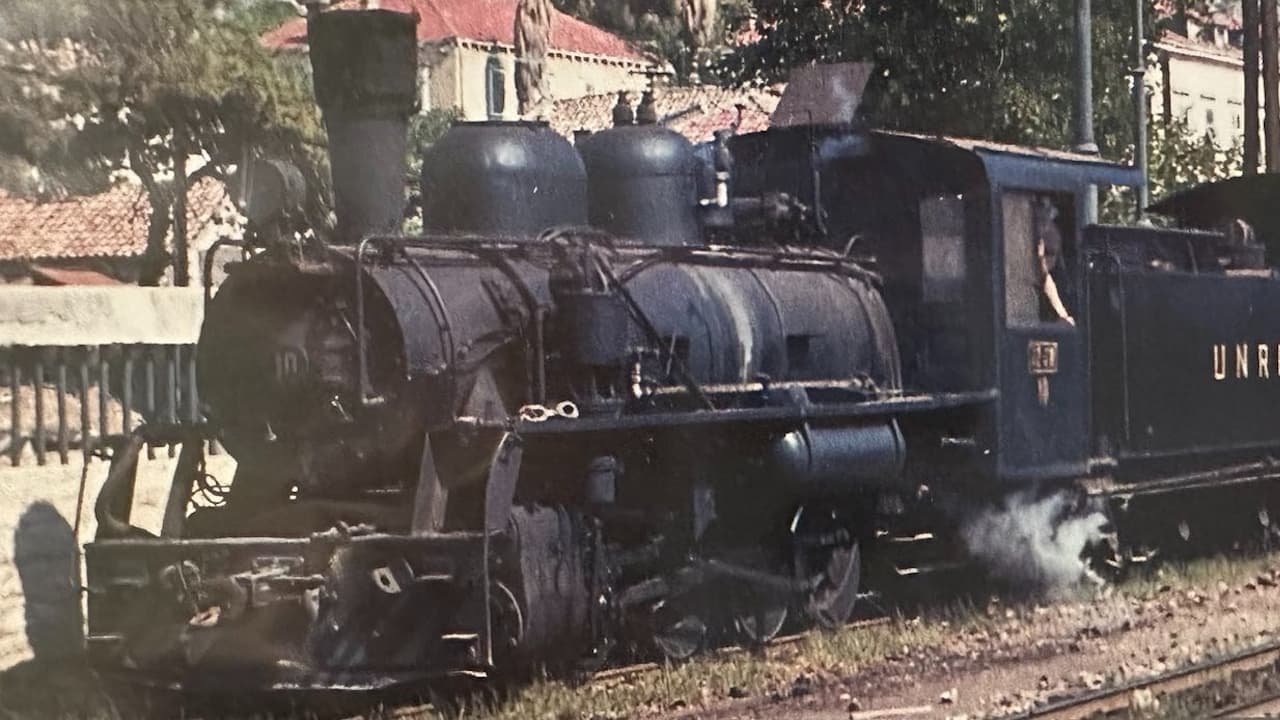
[1244,0,1261,174]
[1263,0,1279,171]
[172,135,189,287]
[1132,0,1148,219]
[1073,0,1099,155]
[1074,0,1098,223]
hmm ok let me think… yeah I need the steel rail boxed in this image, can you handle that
[1018,639,1280,720]
[1213,689,1280,718]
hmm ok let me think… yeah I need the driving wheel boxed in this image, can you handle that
[791,504,861,628]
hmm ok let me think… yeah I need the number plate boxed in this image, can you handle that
[1028,340,1059,376]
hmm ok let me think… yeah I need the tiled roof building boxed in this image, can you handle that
[1152,1,1261,150]
[0,179,230,285]
[263,0,648,61]
[263,0,667,122]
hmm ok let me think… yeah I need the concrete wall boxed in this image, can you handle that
[0,287,203,346]
[0,452,236,669]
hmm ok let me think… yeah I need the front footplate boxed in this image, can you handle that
[85,531,490,691]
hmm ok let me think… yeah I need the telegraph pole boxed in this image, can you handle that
[1074,0,1099,223]
[172,134,189,287]
[1074,0,1099,155]
[1244,0,1261,174]
[1263,0,1279,170]
[1132,0,1148,219]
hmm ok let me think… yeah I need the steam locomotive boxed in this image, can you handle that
[83,7,1280,693]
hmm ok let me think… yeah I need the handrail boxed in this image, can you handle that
[354,236,380,406]
[93,432,146,540]
[202,237,250,306]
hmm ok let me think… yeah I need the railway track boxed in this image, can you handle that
[1215,691,1280,718]
[373,616,894,719]
[589,616,894,684]
[1018,639,1280,720]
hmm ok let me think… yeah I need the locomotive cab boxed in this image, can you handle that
[981,149,1142,483]
[730,126,1144,486]
[729,128,994,396]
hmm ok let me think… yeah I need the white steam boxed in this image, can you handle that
[960,491,1108,594]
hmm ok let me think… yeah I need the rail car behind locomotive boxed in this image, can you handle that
[83,6,1280,692]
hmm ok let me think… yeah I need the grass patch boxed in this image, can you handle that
[1119,551,1279,599]
[398,607,987,720]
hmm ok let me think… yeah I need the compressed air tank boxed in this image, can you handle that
[421,122,587,238]
[577,125,701,246]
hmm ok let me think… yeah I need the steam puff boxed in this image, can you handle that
[961,490,1107,594]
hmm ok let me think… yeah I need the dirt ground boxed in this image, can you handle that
[663,564,1280,720]
[0,450,236,670]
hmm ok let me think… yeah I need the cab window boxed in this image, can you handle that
[920,194,967,303]
[1003,191,1075,327]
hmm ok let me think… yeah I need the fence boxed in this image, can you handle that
[0,344,201,466]
[0,286,206,466]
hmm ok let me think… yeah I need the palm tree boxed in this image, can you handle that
[682,0,717,54]
[515,0,553,118]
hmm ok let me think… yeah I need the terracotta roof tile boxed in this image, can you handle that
[262,0,653,63]
[0,178,227,262]
[550,85,781,143]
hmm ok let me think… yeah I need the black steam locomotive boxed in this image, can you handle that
[83,7,1280,692]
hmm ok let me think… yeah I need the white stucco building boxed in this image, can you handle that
[263,0,668,122]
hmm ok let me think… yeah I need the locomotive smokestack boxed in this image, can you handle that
[308,8,419,244]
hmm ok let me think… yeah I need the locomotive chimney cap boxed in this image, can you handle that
[308,8,420,118]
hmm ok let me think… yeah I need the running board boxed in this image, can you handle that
[1083,462,1280,501]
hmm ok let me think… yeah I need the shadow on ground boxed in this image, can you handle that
[0,501,403,719]
[0,501,119,719]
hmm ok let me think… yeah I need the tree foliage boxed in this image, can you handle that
[0,0,322,283]
[554,0,745,81]
[717,0,1150,157]
[717,0,1249,210]
[1101,118,1243,223]
[1148,117,1243,201]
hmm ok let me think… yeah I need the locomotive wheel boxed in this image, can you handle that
[489,580,524,667]
[791,504,861,628]
[649,600,707,662]
[730,588,788,646]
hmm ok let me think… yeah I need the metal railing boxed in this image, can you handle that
[0,344,201,466]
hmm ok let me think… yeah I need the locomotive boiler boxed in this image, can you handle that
[83,4,1280,696]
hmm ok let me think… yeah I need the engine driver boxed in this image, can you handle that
[1035,197,1075,326]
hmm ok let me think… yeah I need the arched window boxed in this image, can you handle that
[485,56,506,119]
